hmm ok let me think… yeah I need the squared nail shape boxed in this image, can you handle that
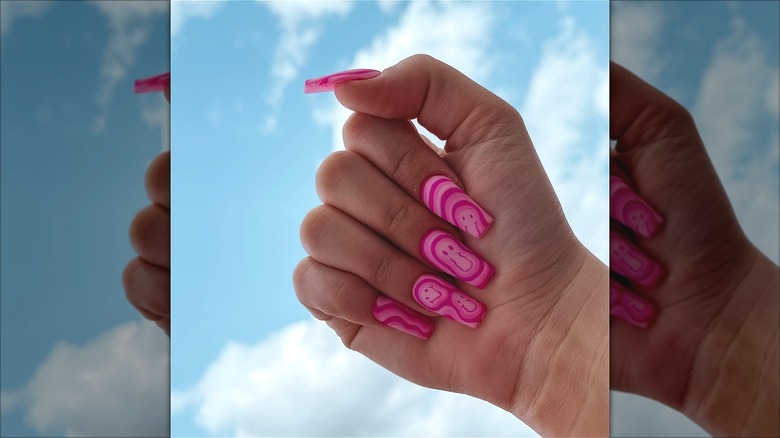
[422,175,493,238]
[303,68,381,94]
[610,279,655,329]
[413,274,486,329]
[373,296,433,340]
[610,232,663,288]
[610,176,664,239]
[420,230,495,288]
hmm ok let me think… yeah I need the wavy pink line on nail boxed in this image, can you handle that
[421,175,494,239]
[373,296,433,340]
[420,230,494,288]
[303,68,381,94]
[610,232,663,288]
[610,176,663,238]
[134,72,170,94]
[412,274,486,329]
[610,279,655,329]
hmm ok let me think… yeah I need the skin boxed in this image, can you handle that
[610,63,779,437]
[123,83,170,336]
[294,54,609,437]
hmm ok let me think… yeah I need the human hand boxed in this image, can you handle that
[609,62,779,437]
[123,82,170,336]
[295,55,608,437]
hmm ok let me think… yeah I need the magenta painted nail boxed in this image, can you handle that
[610,232,663,288]
[303,68,381,94]
[412,274,486,329]
[610,176,664,238]
[610,279,655,329]
[134,72,170,94]
[422,175,493,239]
[373,296,433,340]
[420,230,494,288]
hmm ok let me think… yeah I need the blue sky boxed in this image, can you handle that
[170,1,608,436]
[611,1,779,436]
[1,1,169,436]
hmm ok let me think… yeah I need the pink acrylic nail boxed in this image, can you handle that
[134,72,170,94]
[610,279,655,329]
[420,230,495,289]
[373,296,433,340]
[610,232,663,288]
[412,274,486,329]
[303,68,381,94]
[422,175,494,239]
[610,176,664,238]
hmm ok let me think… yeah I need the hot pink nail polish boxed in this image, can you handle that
[412,274,486,329]
[610,279,655,329]
[610,232,663,288]
[134,72,170,94]
[303,68,381,94]
[610,176,663,238]
[373,296,433,340]
[422,175,493,239]
[420,230,494,288]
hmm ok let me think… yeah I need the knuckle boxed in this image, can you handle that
[122,257,143,302]
[292,257,316,302]
[384,201,412,238]
[315,151,354,200]
[129,205,158,256]
[342,112,373,146]
[371,250,396,287]
[300,205,336,255]
[145,151,170,197]
[389,147,416,184]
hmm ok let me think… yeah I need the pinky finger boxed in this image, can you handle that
[610,279,656,329]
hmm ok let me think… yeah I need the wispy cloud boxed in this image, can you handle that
[173,319,536,437]
[171,0,226,39]
[610,2,666,82]
[0,0,53,38]
[0,320,168,437]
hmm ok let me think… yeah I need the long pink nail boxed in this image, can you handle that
[412,274,486,329]
[373,296,433,340]
[610,232,663,288]
[134,72,170,94]
[303,68,381,94]
[420,230,494,288]
[422,175,493,239]
[610,176,663,238]
[610,279,655,329]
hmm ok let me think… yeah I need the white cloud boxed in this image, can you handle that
[376,0,400,14]
[171,0,226,39]
[610,2,665,82]
[0,0,53,37]
[610,392,709,437]
[141,97,170,151]
[173,319,536,437]
[1,320,169,437]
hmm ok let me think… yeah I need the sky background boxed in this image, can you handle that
[1,1,169,437]
[611,1,779,436]
[170,1,608,436]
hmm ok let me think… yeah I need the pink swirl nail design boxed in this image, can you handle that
[610,279,655,329]
[412,274,486,329]
[134,72,170,94]
[610,176,664,238]
[610,232,663,288]
[421,175,494,239]
[303,68,381,94]
[420,230,494,288]
[373,296,433,340]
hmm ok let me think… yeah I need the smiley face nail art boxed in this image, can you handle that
[373,296,433,340]
[610,176,664,239]
[610,279,655,329]
[421,175,493,239]
[420,230,494,288]
[610,232,663,288]
[412,274,486,329]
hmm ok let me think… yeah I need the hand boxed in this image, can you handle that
[123,83,170,336]
[294,55,609,437]
[609,62,779,437]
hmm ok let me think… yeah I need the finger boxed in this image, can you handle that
[610,279,655,329]
[122,257,170,321]
[342,113,493,239]
[334,54,523,152]
[293,257,435,339]
[129,205,170,268]
[610,231,663,288]
[610,175,664,239]
[163,82,170,102]
[610,62,696,151]
[145,151,170,208]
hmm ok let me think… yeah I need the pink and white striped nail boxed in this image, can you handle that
[610,176,663,239]
[610,232,663,288]
[412,274,486,329]
[610,279,655,329]
[420,230,494,288]
[422,175,493,239]
[373,296,433,340]
[303,68,381,94]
